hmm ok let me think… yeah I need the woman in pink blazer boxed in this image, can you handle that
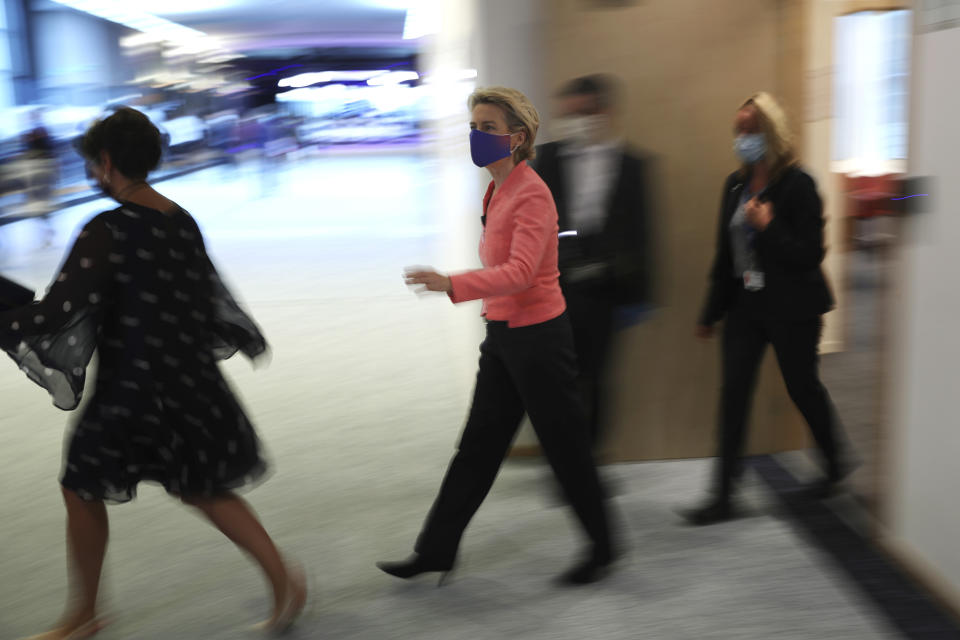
[377,87,614,586]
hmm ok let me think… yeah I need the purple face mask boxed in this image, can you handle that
[470,129,516,167]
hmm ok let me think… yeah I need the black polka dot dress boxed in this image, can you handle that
[0,202,268,503]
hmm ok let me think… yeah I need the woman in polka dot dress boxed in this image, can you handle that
[0,108,306,639]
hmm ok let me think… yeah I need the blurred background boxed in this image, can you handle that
[1,1,959,638]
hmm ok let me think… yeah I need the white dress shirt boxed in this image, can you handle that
[561,139,622,235]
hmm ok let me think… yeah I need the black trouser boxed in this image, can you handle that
[563,285,616,447]
[414,312,612,564]
[716,290,845,499]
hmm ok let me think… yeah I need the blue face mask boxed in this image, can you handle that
[734,133,766,164]
[470,129,518,167]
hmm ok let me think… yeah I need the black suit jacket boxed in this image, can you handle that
[533,141,651,305]
[699,166,835,326]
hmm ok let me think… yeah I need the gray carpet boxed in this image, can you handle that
[1,457,901,639]
[0,159,900,639]
[819,244,893,511]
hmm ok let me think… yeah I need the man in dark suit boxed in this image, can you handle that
[532,75,652,450]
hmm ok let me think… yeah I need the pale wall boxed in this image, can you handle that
[885,4,960,603]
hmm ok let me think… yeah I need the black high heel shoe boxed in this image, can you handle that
[678,497,734,526]
[556,546,618,586]
[801,457,859,500]
[557,555,614,586]
[376,553,455,587]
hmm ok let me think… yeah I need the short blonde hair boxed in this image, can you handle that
[740,92,797,181]
[468,86,539,164]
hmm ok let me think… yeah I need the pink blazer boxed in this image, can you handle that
[449,161,566,327]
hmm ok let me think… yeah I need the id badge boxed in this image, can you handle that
[743,270,765,291]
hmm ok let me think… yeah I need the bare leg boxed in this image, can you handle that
[183,492,303,625]
[64,487,108,625]
[23,488,110,640]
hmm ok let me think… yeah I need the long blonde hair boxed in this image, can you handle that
[739,92,797,182]
[468,86,540,164]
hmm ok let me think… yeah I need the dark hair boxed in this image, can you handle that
[76,107,162,180]
[557,74,619,111]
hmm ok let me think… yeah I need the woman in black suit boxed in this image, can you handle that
[684,92,850,525]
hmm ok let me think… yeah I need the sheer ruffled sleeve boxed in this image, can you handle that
[206,255,268,362]
[0,215,114,410]
[183,214,266,362]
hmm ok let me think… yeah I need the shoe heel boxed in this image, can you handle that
[437,569,453,588]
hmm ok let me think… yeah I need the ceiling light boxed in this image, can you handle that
[50,0,243,61]
[278,71,387,88]
[366,71,419,86]
[403,1,440,39]
[119,0,234,14]
[50,0,206,40]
